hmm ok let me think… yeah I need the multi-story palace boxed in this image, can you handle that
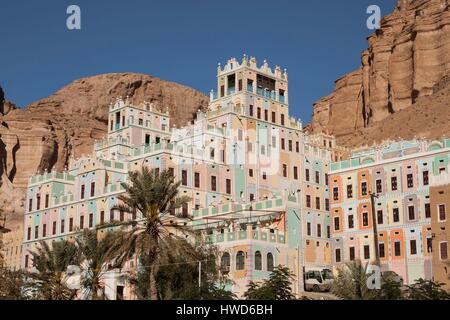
[329,139,450,284]
[21,56,341,298]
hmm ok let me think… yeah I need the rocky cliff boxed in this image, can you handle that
[309,0,450,146]
[0,74,209,228]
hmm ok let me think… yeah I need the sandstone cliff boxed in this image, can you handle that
[0,74,209,228]
[309,0,450,146]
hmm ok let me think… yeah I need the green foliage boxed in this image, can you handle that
[406,278,450,300]
[331,260,380,300]
[29,240,79,300]
[244,265,295,300]
[0,268,29,300]
[379,272,403,300]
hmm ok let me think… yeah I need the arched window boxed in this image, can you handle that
[221,252,230,270]
[267,252,274,271]
[254,251,262,271]
[236,251,245,271]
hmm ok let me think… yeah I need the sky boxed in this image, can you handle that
[0,0,398,123]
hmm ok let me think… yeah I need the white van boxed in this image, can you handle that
[304,267,334,292]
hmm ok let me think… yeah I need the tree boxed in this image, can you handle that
[107,167,191,300]
[29,240,79,300]
[154,242,235,300]
[0,268,29,300]
[331,260,379,300]
[244,265,296,300]
[378,272,404,300]
[406,278,450,300]
[75,229,118,300]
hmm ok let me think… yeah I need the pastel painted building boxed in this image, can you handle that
[329,139,450,284]
[21,56,338,298]
[1,226,23,271]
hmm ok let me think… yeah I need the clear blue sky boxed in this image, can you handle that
[0,0,397,123]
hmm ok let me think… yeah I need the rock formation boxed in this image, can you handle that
[309,0,450,146]
[0,74,209,228]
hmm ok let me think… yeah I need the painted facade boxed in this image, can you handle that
[21,56,338,298]
[329,139,450,285]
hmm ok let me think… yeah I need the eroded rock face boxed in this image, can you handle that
[0,74,209,229]
[310,0,450,146]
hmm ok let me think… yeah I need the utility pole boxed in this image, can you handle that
[370,192,380,266]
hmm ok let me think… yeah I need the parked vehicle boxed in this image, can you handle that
[304,267,334,292]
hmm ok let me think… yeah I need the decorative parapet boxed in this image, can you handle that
[217,55,288,81]
[29,170,75,186]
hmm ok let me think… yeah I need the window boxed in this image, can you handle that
[221,253,230,270]
[293,167,298,180]
[362,212,369,227]
[36,194,41,211]
[439,204,446,221]
[348,215,354,229]
[376,179,382,194]
[211,176,217,192]
[288,140,293,152]
[334,216,340,231]
[60,219,65,234]
[333,187,339,201]
[181,170,188,186]
[379,243,385,258]
[391,177,398,191]
[282,164,287,178]
[325,199,330,211]
[408,206,415,221]
[257,107,261,119]
[440,242,448,260]
[28,198,33,212]
[296,141,300,153]
[210,148,215,160]
[249,105,254,117]
[393,208,400,222]
[347,185,353,198]
[238,79,243,91]
[182,203,188,217]
[25,255,29,268]
[305,169,310,182]
[307,222,311,236]
[306,195,311,208]
[110,210,114,222]
[80,216,85,229]
[236,251,245,271]
[88,213,93,228]
[267,253,274,271]
[271,111,276,123]
[249,169,254,177]
[377,210,383,225]
[45,194,49,209]
[407,174,414,188]
[120,211,125,222]
[281,138,285,150]
[220,85,224,97]
[315,197,321,210]
[34,226,39,239]
[364,245,370,260]
[410,240,417,255]
[264,109,268,121]
[361,182,368,196]
[80,184,85,200]
[315,171,320,184]
[423,171,429,186]
[281,114,285,126]
[52,221,57,235]
[194,172,200,188]
[226,179,232,195]
[255,251,262,271]
[27,227,31,240]
[69,218,74,232]
[327,226,331,239]
[394,241,401,257]
[91,182,95,197]
[271,136,276,149]
[250,194,255,202]
[425,203,431,218]
[335,249,341,263]
[427,238,433,253]
[138,118,143,126]
[317,224,322,237]
[349,247,355,261]
[100,211,105,224]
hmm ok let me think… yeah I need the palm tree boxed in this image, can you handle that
[29,240,79,300]
[75,229,118,300]
[331,260,380,300]
[108,167,192,300]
